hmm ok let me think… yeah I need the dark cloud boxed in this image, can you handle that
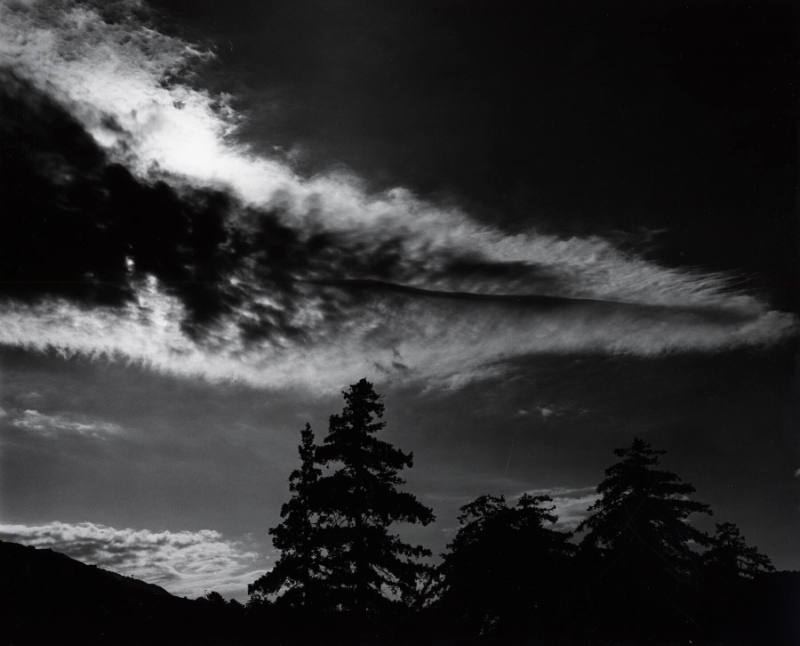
[0,70,235,321]
[310,278,758,327]
[1,65,785,377]
[0,70,554,341]
[155,0,798,309]
[0,70,331,341]
[0,0,795,390]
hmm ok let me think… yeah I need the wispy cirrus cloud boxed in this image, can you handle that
[8,409,124,439]
[0,0,795,393]
[1,278,795,392]
[0,0,766,310]
[0,521,265,598]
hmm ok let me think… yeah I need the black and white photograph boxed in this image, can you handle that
[0,1,798,644]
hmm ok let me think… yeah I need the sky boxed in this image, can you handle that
[0,0,798,599]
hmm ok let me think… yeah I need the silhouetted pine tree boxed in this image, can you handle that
[700,521,777,640]
[704,521,774,581]
[578,437,712,639]
[437,493,575,641]
[249,423,323,609]
[314,379,435,625]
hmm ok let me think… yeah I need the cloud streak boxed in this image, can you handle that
[9,408,124,439]
[0,0,795,392]
[0,521,263,598]
[1,276,795,392]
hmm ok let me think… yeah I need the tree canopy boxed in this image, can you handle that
[314,379,435,618]
[704,521,774,581]
[246,402,791,645]
[577,437,713,639]
[579,437,711,575]
[249,424,323,609]
[437,493,574,639]
[251,379,434,630]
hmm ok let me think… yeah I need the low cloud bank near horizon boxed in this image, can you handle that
[0,0,795,392]
[0,521,265,598]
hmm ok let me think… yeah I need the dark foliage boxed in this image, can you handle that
[245,422,798,645]
[250,423,324,609]
[313,380,434,617]
[435,494,575,642]
[4,430,797,645]
[575,437,713,640]
[699,521,778,644]
[249,379,434,643]
[704,521,775,582]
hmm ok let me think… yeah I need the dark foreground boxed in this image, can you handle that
[1,540,798,646]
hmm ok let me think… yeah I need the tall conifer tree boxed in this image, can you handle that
[314,379,434,618]
[249,423,322,608]
[250,380,434,629]
[704,521,774,581]
[578,437,712,638]
[579,437,711,574]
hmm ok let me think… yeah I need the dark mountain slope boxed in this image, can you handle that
[2,539,798,644]
[0,541,244,645]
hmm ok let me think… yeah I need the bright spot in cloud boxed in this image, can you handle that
[0,0,795,393]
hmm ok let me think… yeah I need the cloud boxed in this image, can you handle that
[516,486,600,530]
[1,277,796,392]
[0,0,795,392]
[0,521,263,598]
[516,404,569,420]
[8,409,123,439]
[550,492,600,531]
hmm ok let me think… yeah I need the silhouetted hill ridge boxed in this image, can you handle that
[1,539,175,595]
[2,540,799,645]
[0,540,244,645]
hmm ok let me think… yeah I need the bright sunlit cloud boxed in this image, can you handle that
[0,0,795,393]
[0,520,264,598]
